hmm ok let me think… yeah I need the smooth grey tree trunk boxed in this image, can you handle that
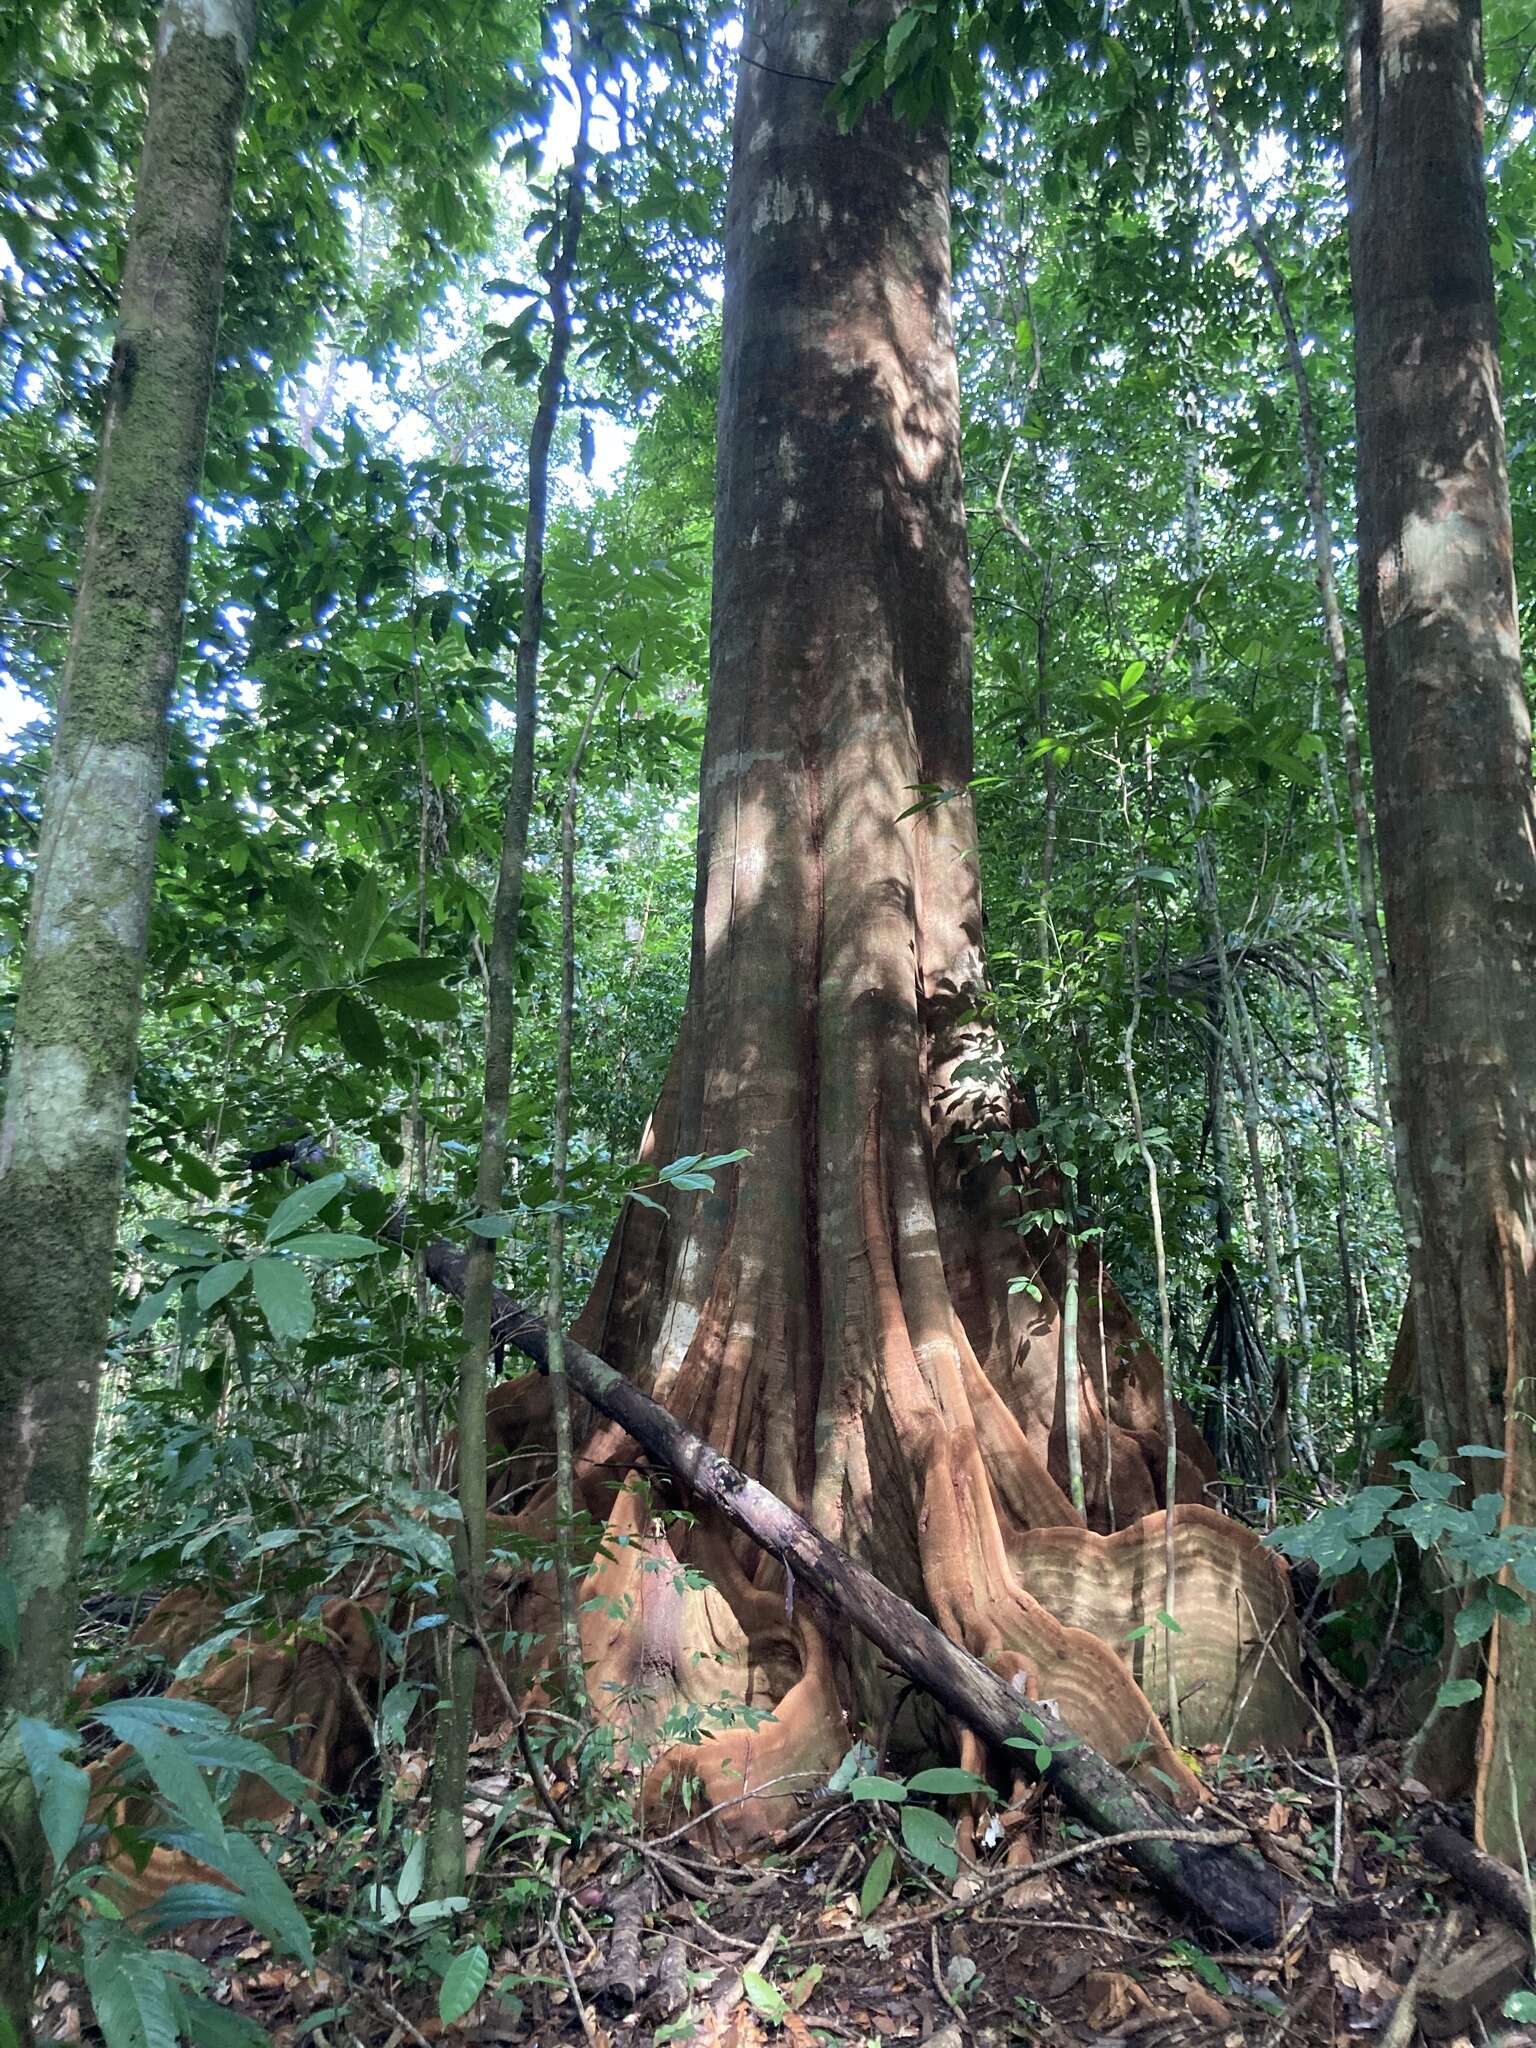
[0,3,256,2033]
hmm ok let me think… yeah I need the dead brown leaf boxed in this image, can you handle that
[1185,1983,1230,2025]
[1082,1970,1155,2030]
[1328,1944,1393,2029]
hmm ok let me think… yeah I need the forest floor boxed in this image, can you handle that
[35,1717,1536,2048]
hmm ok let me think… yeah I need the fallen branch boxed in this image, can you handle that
[789,1823,1252,1952]
[1379,1910,1461,2048]
[491,1304,1292,1947]
[708,1922,782,2023]
[247,1144,1293,1946]
[1421,1823,1536,1945]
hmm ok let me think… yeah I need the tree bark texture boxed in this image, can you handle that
[84,1254,1291,1947]
[1346,0,1536,1863]
[83,1,1306,1917]
[493,1306,1290,1948]
[487,0,1303,1832]
[0,1,256,2032]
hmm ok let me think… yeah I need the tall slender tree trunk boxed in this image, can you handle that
[488,0,1304,1828]
[1345,0,1536,1863]
[424,36,592,1901]
[0,3,256,2033]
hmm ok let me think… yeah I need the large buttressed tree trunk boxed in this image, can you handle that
[494,0,1303,1822]
[1345,0,1536,1864]
[0,1,256,2030]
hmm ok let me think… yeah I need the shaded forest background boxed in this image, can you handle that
[5,0,1464,1528]
[6,0,1536,2039]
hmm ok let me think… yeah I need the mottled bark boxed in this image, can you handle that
[492,1305,1290,1948]
[0,1,256,2032]
[1345,0,1536,1863]
[515,0,1301,1821]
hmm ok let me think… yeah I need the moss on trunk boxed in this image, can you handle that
[0,3,256,2033]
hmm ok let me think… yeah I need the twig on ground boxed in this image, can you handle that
[709,1921,783,2019]
[467,1619,566,1831]
[622,1839,716,1900]
[785,1826,1247,1949]
[360,1991,432,2048]
[643,1772,825,1851]
[549,1849,601,2048]
[1242,1586,1346,1893]
[1378,1911,1460,2048]
[981,1915,1163,1946]
[775,1796,855,1857]
[930,1926,969,2031]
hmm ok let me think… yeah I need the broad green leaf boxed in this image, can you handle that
[181,1827,313,1964]
[409,1896,469,1925]
[282,1232,383,1261]
[788,1963,824,2010]
[181,1733,315,1814]
[1455,1598,1497,1646]
[173,1627,246,1681]
[337,992,389,1067]
[466,1214,516,1239]
[827,1742,876,1793]
[169,1991,266,2048]
[175,1152,225,1200]
[1490,1583,1531,1621]
[82,1924,184,2048]
[743,1972,787,2025]
[139,1883,255,1935]
[95,1705,226,1850]
[899,1803,958,1877]
[141,1221,222,1257]
[379,1681,421,1746]
[368,979,459,1021]
[847,1774,907,1803]
[283,989,342,1050]
[264,1171,347,1243]
[251,1258,315,1344]
[439,1943,490,2024]
[883,2,926,76]
[99,1697,228,1739]
[196,1260,250,1313]
[339,872,385,971]
[859,1842,895,1917]
[906,1767,992,1798]
[1434,1678,1483,1711]
[397,1834,426,1908]
[363,956,454,989]
[18,1717,90,1870]
[125,1280,183,1340]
